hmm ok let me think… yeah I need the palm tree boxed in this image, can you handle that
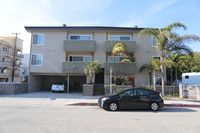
[138,22,200,95]
[84,60,101,84]
[140,59,161,90]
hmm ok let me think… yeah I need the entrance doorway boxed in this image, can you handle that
[69,76,86,92]
[95,68,104,84]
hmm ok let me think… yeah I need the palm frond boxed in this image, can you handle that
[163,22,187,31]
[121,58,132,63]
[138,28,159,37]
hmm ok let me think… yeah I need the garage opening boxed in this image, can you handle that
[43,76,67,91]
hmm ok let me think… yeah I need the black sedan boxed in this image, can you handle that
[98,88,164,111]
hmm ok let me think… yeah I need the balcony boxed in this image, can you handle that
[0,73,11,78]
[105,41,136,52]
[104,62,138,74]
[62,62,89,74]
[0,61,12,66]
[2,51,13,57]
[63,40,96,52]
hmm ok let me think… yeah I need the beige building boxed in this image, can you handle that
[25,26,161,93]
[0,37,23,82]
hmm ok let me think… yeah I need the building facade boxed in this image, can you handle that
[0,37,23,82]
[25,26,161,93]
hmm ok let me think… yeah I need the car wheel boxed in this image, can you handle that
[109,102,118,111]
[150,102,159,111]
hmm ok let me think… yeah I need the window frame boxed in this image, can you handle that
[69,35,92,40]
[31,54,43,66]
[151,35,157,47]
[32,34,44,45]
[68,55,92,62]
[107,56,128,63]
[152,56,160,60]
[2,47,8,52]
[108,35,131,41]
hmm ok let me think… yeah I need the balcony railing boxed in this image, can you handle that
[62,61,89,74]
[2,51,13,56]
[105,40,136,52]
[63,40,96,52]
[0,61,12,66]
[0,73,11,77]
[104,62,138,74]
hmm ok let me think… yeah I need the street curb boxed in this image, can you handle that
[68,102,200,108]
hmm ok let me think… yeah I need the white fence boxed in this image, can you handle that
[179,84,200,100]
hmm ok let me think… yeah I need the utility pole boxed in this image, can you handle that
[11,33,20,82]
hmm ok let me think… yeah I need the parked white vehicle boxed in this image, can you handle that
[182,72,200,85]
[51,83,65,92]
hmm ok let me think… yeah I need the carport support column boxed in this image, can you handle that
[67,75,70,93]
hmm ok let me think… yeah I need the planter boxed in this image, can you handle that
[83,84,94,96]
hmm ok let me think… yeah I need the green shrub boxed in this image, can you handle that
[113,87,124,94]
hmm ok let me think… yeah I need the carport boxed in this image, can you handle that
[29,74,86,93]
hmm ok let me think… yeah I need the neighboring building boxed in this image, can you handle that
[20,54,29,81]
[0,37,23,82]
[25,26,161,93]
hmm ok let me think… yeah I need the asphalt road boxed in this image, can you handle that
[0,104,200,133]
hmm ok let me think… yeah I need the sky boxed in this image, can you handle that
[0,0,200,53]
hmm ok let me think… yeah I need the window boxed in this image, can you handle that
[33,34,44,45]
[69,35,92,40]
[108,56,128,63]
[2,58,10,62]
[108,36,131,41]
[152,36,157,47]
[185,75,189,79]
[69,56,92,62]
[121,89,137,96]
[31,54,43,65]
[152,56,160,60]
[137,89,149,96]
[2,47,8,52]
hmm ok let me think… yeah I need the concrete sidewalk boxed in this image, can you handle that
[0,92,200,107]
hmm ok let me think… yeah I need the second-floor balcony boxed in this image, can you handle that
[1,51,13,57]
[62,61,89,74]
[0,61,12,66]
[105,40,136,52]
[104,62,138,74]
[63,40,96,52]
[0,72,11,78]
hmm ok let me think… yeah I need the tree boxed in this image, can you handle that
[178,53,200,73]
[140,59,161,90]
[84,60,101,84]
[138,22,200,95]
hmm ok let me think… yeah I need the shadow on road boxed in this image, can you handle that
[113,107,197,113]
